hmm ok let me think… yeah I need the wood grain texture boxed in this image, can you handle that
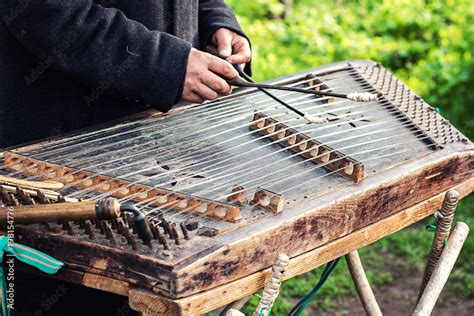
[0,174,64,190]
[83,273,130,296]
[22,179,471,316]
[167,179,473,315]
[2,60,473,301]
[0,200,98,224]
[3,151,241,222]
[414,222,470,316]
[173,151,474,297]
[129,289,183,316]
[346,251,382,316]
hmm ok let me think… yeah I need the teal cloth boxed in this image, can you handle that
[0,236,64,316]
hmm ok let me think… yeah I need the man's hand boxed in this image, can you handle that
[182,48,239,103]
[211,28,251,68]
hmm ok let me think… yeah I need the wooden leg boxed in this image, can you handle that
[418,190,459,297]
[413,222,469,316]
[219,296,251,316]
[253,254,289,316]
[345,251,382,316]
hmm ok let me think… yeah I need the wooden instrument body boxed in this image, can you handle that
[1,60,472,300]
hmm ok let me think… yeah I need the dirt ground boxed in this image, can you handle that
[315,271,474,316]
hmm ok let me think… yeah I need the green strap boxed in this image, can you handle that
[425,224,437,232]
[0,236,64,316]
[259,306,271,316]
[425,224,448,244]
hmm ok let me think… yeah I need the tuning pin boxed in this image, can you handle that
[36,190,51,204]
[98,220,106,234]
[102,222,116,246]
[158,234,170,251]
[149,221,162,239]
[62,221,75,235]
[161,219,174,239]
[16,188,35,205]
[124,231,138,250]
[115,218,126,234]
[94,219,102,230]
[84,220,96,239]
[126,213,136,232]
[180,223,190,240]
[170,223,180,245]
[180,222,191,240]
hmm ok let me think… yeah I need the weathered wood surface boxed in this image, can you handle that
[17,179,471,316]
[156,179,473,315]
[1,60,472,300]
[3,151,242,222]
[129,289,186,316]
[14,226,176,295]
[0,174,64,190]
[414,222,470,316]
[172,149,473,297]
[6,148,474,299]
[0,199,121,224]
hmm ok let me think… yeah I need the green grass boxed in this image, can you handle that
[224,0,474,313]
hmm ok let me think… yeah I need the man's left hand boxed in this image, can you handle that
[211,28,251,68]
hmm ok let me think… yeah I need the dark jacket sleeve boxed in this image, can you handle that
[198,0,252,75]
[1,0,192,111]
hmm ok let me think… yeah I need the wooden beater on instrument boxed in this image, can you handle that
[0,175,153,245]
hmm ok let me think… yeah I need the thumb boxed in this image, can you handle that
[215,30,233,58]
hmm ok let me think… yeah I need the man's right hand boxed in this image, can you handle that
[181,48,239,104]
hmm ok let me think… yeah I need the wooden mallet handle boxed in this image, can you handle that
[0,198,120,225]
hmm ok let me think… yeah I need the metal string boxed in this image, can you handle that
[67,105,407,200]
[0,79,350,173]
[159,135,432,223]
[57,99,387,192]
[127,127,426,219]
[3,82,375,183]
[21,77,322,159]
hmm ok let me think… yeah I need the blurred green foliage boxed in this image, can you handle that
[225,0,474,314]
[228,0,474,138]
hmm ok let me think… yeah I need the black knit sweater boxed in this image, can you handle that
[0,0,249,147]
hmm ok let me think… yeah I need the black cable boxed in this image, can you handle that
[120,204,153,244]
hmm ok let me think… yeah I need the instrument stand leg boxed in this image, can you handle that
[413,222,469,315]
[345,250,383,316]
[418,189,459,298]
[219,296,251,316]
[252,254,289,316]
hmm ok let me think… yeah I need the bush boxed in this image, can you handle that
[228,0,474,138]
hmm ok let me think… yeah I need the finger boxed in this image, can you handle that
[214,29,233,58]
[193,83,219,101]
[207,54,238,79]
[183,91,205,104]
[201,71,232,95]
[226,37,251,65]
